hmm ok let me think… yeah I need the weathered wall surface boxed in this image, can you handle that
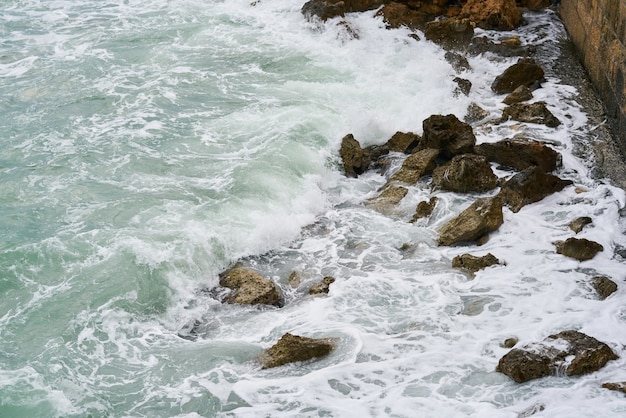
[560,0,626,149]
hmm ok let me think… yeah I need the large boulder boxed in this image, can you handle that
[424,17,475,50]
[491,58,545,94]
[461,0,522,31]
[498,166,572,212]
[500,101,561,127]
[474,137,560,172]
[340,134,370,177]
[432,154,498,192]
[452,252,500,272]
[219,265,282,307]
[554,237,604,261]
[438,196,504,246]
[497,330,618,383]
[384,148,440,186]
[302,0,385,21]
[421,114,476,159]
[259,333,335,369]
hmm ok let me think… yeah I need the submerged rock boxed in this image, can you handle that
[410,196,438,222]
[259,333,335,369]
[421,114,476,158]
[219,265,282,307]
[452,252,500,272]
[474,137,560,173]
[432,154,498,193]
[438,196,504,246]
[491,58,545,94]
[497,330,618,383]
[498,166,572,212]
[461,0,522,31]
[568,216,592,233]
[555,237,604,261]
[592,276,617,300]
[501,101,561,127]
[309,276,336,295]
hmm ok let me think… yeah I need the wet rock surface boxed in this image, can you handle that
[497,330,618,383]
[498,166,572,212]
[219,265,282,307]
[474,137,560,173]
[592,276,617,300]
[568,216,592,233]
[460,0,521,30]
[491,58,545,94]
[500,101,561,128]
[309,276,336,295]
[410,196,438,222]
[259,333,335,369]
[340,134,370,178]
[502,85,534,105]
[421,114,476,159]
[554,237,604,261]
[438,196,504,246]
[452,252,500,272]
[432,153,498,192]
[384,148,439,186]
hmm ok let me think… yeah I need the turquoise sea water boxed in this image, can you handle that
[2,1,626,416]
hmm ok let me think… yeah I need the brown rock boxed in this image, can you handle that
[474,137,560,172]
[259,333,335,369]
[385,131,421,154]
[432,154,498,193]
[309,276,336,295]
[424,17,475,50]
[385,148,440,186]
[421,114,476,158]
[452,252,500,272]
[491,58,545,94]
[519,0,550,10]
[410,196,439,222]
[453,77,472,96]
[301,0,346,21]
[501,337,519,348]
[445,51,471,73]
[461,0,522,30]
[501,101,561,128]
[592,276,617,300]
[497,330,618,383]
[502,85,533,105]
[367,185,409,213]
[340,134,370,177]
[219,265,282,307]
[554,237,604,261]
[438,196,504,246]
[568,216,592,233]
[498,166,572,212]
[602,382,626,394]
[464,103,490,124]
[377,2,433,30]
[288,271,302,288]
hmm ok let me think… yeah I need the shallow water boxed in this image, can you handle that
[1,1,626,416]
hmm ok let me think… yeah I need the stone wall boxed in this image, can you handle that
[559,0,626,149]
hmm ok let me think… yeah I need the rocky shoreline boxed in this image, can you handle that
[191,0,624,394]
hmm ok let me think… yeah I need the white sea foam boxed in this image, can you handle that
[1,0,626,416]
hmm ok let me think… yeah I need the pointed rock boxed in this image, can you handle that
[340,134,370,178]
